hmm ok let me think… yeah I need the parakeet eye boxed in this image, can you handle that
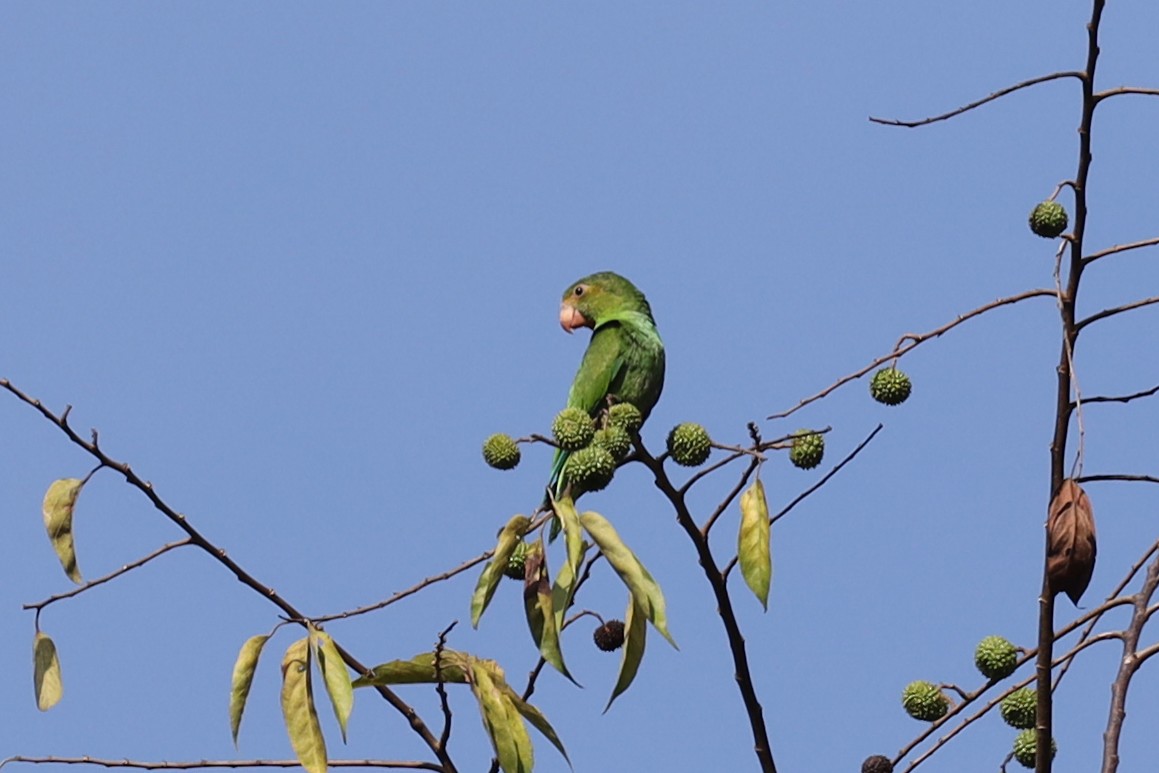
[574,286,585,297]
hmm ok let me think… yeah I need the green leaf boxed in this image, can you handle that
[33,632,63,711]
[499,683,572,769]
[472,514,531,628]
[229,634,269,746]
[552,495,584,592]
[579,511,677,648]
[468,658,533,773]
[352,651,469,688]
[551,540,590,632]
[738,478,772,610]
[604,596,647,712]
[280,638,327,773]
[522,539,577,684]
[311,629,354,743]
[42,478,85,584]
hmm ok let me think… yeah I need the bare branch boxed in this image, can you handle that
[1076,383,1159,407]
[0,759,441,772]
[1095,86,1159,102]
[703,458,760,537]
[1102,555,1159,772]
[24,539,193,612]
[1083,236,1159,265]
[869,71,1083,127]
[770,424,884,525]
[0,379,457,773]
[1076,295,1159,332]
[434,621,458,754]
[313,552,493,624]
[1077,474,1159,485]
[768,290,1056,420]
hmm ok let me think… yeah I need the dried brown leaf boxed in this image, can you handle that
[1046,479,1097,605]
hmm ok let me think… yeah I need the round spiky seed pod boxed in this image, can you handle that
[901,680,949,722]
[552,407,595,451]
[593,620,626,652]
[789,429,825,470]
[870,368,912,406]
[1001,687,1037,729]
[503,541,531,580]
[667,422,712,467]
[1012,729,1056,768]
[607,402,643,434]
[563,445,616,492]
[861,755,894,773]
[1029,200,1068,239]
[975,635,1018,680]
[593,426,632,461]
[482,433,521,470]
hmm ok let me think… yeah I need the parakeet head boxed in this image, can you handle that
[559,271,655,333]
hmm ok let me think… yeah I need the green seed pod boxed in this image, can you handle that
[870,368,912,406]
[974,635,1018,680]
[607,403,644,434]
[482,433,521,470]
[667,422,712,467]
[1029,200,1068,238]
[901,680,949,722]
[552,407,595,451]
[503,541,531,580]
[593,425,632,461]
[789,429,825,470]
[1001,687,1037,729]
[1012,728,1056,768]
[563,445,616,492]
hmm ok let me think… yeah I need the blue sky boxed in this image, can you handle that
[4,3,1159,772]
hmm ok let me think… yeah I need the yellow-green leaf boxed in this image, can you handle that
[352,651,469,688]
[311,630,354,743]
[281,638,327,773]
[229,634,269,746]
[468,658,533,773]
[551,540,590,632]
[738,479,772,610]
[604,596,647,712]
[42,478,85,584]
[580,511,677,648]
[472,514,531,628]
[499,683,572,768]
[522,539,577,684]
[552,495,584,592]
[33,632,63,711]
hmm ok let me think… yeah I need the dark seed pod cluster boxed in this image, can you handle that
[593,620,626,652]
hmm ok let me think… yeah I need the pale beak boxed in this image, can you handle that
[559,303,589,334]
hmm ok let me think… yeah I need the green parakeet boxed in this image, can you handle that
[548,271,665,499]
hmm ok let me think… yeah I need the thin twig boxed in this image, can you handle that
[869,71,1084,127]
[24,538,193,611]
[770,424,884,525]
[768,290,1056,420]
[1095,86,1159,102]
[1083,236,1159,265]
[0,760,441,772]
[434,621,458,754]
[702,458,761,537]
[1075,294,1159,332]
[313,552,493,624]
[1076,383,1159,407]
[1077,474,1159,485]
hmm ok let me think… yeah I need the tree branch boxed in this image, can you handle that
[768,289,1056,420]
[0,379,457,773]
[1075,294,1159,332]
[1083,236,1159,265]
[24,538,193,613]
[869,71,1083,127]
[0,760,441,772]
